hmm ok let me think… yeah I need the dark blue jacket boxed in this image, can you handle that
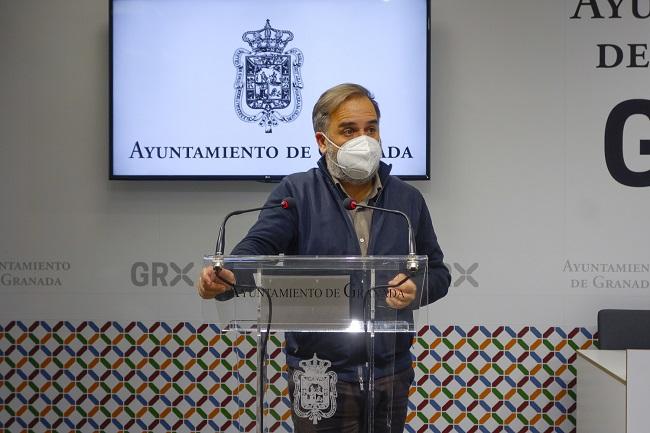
[231,157,450,380]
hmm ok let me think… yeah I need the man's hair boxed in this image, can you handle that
[311,83,381,133]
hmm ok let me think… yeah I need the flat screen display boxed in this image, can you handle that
[110,0,430,180]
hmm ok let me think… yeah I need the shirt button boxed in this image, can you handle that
[359,238,365,243]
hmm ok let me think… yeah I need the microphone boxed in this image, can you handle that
[343,198,419,272]
[212,197,296,272]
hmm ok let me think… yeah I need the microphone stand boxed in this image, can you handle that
[342,197,420,430]
[212,198,295,272]
[343,198,419,272]
[213,205,278,272]
[211,198,294,433]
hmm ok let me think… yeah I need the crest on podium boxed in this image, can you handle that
[293,354,338,424]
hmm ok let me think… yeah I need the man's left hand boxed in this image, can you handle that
[386,273,416,309]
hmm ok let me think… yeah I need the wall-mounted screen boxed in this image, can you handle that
[110,0,430,180]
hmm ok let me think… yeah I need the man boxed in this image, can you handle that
[198,83,450,432]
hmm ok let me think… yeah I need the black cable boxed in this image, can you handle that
[361,273,412,333]
[360,269,422,430]
[212,273,272,349]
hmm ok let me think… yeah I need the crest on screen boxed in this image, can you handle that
[234,20,304,133]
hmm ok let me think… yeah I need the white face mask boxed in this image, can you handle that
[322,134,382,181]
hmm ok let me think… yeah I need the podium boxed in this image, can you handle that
[201,255,429,433]
[577,350,650,433]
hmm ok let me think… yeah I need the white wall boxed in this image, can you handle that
[1,0,648,326]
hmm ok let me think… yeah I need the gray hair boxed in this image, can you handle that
[311,83,381,133]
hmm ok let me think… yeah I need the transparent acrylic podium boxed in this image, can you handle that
[201,255,428,433]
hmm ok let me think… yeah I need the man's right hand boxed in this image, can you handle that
[197,266,235,299]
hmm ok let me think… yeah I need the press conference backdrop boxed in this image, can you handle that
[1,0,649,326]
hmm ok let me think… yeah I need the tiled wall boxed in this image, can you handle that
[0,322,596,432]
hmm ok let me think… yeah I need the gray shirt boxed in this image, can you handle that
[333,176,383,256]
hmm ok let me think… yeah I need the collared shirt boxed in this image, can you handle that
[333,175,383,256]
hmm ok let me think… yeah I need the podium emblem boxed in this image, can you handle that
[233,20,304,133]
[293,354,337,424]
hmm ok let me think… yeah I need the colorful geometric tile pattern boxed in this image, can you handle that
[409,326,595,433]
[0,322,595,432]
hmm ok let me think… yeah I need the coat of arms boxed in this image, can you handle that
[293,354,338,424]
[233,20,304,133]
